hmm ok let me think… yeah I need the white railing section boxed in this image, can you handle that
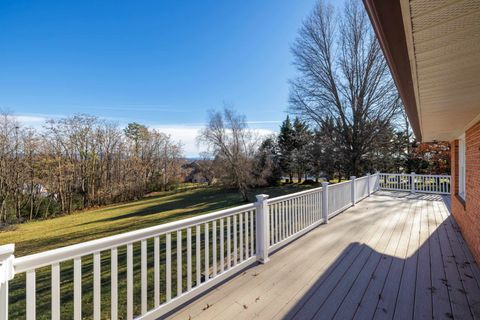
[355,175,370,202]
[328,181,353,218]
[378,173,451,194]
[4,204,257,320]
[0,172,452,319]
[267,187,324,252]
[369,173,379,194]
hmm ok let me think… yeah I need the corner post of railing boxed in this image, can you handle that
[255,194,270,264]
[411,172,416,194]
[350,176,356,205]
[321,182,329,223]
[367,173,371,196]
[0,244,15,320]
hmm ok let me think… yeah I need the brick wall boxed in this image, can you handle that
[451,121,480,263]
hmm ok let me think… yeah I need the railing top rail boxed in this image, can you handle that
[328,180,352,189]
[13,202,255,273]
[0,244,14,261]
[355,175,369,181]
[267,186,323,204]
[379,172,451,178]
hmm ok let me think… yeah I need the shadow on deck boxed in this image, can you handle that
[167,192,480,320]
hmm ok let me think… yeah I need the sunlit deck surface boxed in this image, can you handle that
[167,191,480,320]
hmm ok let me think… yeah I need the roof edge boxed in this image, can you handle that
[363,0,422,141]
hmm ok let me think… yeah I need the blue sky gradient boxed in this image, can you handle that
[0,0,320,155]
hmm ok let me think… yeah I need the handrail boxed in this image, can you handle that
[266,185,323,204]
[14,203,255,273]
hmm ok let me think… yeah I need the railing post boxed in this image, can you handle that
[350,176,356,205]
[255,194,270,264]
[411,172,416,194]
[321,182,329,223]
[367,173,371,196]
[0,244,15,320]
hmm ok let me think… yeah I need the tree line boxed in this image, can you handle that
[196,0,450,200]
[0,113,184,224]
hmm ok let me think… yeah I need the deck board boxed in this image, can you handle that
[167,192,480,320]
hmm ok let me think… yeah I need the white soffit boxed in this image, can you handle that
[401,0,480,141]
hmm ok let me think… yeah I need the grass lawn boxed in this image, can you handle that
[1,184,312,257]
[3,184,313,319]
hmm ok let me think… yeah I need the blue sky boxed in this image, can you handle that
[0,0,320,156]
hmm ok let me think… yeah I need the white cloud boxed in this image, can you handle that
[14,115,47,124]
[12,113,278,158]
[154,125,204,157]
[154,125,276,158]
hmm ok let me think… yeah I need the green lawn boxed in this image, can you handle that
[3,184,312,320]
[1,184,312,257]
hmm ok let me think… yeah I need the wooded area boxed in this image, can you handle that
[0,113,184,224]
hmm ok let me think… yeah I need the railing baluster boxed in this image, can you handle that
[310,194,313,223]
[288,199,292,236]
[233,215,237,266]
[306,195,309,227]
[279,203,282,240]
[275,203,279,243]
[127,243,133,320]
[204,223,209,280]
[244,213,249,258]
[270,207,274,245]
[111,249,118,320]
[220,219,225,273]
[213,221,217,276]
[26,270,35,320]
[166,233,172,302]
[154,236,160,306]
[187,228,192,291]
[73,258,82,319]
[141,240,147,314]
[239,214,244,261]
[177,230,182,296]
[196,225,201,286]
[303,195,306,229]
[250,211,254,255]
[293,198,297,233]
[300,196,304,229]
[227,216,231,268]
[93,252,101,320]
[279,202,283,240]
[52,262,60,320]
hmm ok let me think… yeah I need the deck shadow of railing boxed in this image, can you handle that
[281,214,480,320]
[374,190,444,202]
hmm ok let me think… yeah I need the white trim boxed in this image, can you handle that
[458,133,466,200]
[399,0,423,139]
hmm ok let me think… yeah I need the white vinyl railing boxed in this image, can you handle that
[328,181,353,218]
[267,187,325,253]
[378,172,451,194]
[0,172,450,319]
[3,204,258,320]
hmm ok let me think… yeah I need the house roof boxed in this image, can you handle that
[364,0,480,142]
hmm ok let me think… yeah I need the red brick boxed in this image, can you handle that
[451,121,480,263]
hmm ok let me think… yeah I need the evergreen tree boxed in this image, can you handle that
[277,116,296,182]
[292,117,312,182]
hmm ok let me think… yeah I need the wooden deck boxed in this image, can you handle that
[166,191,480,320]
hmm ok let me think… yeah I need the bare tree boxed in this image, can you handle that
[198,107,258,201]
[0,113,185,224]
[289,0,402,176]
